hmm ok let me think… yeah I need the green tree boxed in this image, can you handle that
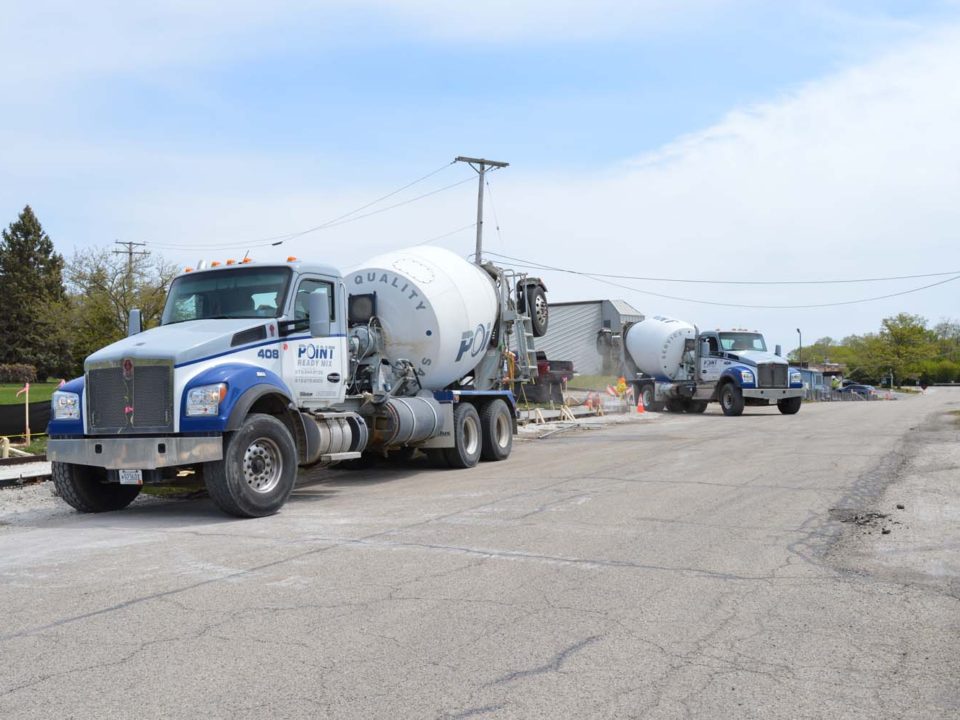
[879,313,935,382]
[66,247,178,370]
[0,206,71,378]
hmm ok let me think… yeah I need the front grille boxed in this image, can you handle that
[87,360,174,433]
[757,363,787,388]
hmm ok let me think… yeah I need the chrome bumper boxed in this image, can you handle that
[47,436,222,470]
[742,388,803,401]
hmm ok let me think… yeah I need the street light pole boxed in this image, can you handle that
[796,328,802,367]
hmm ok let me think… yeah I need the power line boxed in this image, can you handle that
[484,179,504,248]
[149,161,466,251]
[491,256,960,309]
[482,251,960,285]
[414,223,478,246]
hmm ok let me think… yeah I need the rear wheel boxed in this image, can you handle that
[443,402,482,469]
[777,397,802,415]
[719,383,745,416]
[52,462,141,513]
[480,399,513,462]
[204,413,298,517]
[665,399,685,413]
[685,400,708,414]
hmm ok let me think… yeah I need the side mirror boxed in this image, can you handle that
[128,308,142,337]
[775,344,782,357]
[308,292,330,337]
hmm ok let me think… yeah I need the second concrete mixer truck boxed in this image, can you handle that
[622,316,803,416]
[46,246,549,517]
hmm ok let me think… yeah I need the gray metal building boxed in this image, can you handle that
[536,299,644,375]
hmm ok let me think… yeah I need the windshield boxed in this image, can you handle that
[161,267,292,325]
[718,332,767,352]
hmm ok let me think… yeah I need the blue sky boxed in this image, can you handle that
[3,1,960,351]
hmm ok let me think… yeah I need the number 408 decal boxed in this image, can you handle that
[257,348,280,360]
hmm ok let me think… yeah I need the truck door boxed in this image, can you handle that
[283,276,349,408]
[698,333,722,383]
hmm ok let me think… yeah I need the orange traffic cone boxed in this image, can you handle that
[636,398,645,414]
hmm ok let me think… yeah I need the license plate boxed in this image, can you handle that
[119,469,143,486]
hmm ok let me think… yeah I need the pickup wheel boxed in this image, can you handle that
[719,382,745,417]
[526,286,549,337]
[204,413,298,517]
[480,399,513,462]
[777,397,802,415]
[52,462,141,513]
[443,402,482,469]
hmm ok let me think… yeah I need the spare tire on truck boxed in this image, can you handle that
[517,282,549,337]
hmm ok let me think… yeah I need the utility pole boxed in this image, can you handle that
[455,156,509,264]
[113,240,149,280]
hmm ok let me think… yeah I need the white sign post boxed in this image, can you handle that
[16,382,30,445]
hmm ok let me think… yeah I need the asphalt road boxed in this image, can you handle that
[1,391,959,719]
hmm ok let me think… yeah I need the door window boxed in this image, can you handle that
[294,279,335,322]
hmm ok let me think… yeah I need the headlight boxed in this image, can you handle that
[740,369,754,384]
[52,391,80,420]
[790,372,802,385]
[186,383,227,416]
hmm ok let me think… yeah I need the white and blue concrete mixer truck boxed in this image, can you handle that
[622,316,803,416]
[46,246,549,517]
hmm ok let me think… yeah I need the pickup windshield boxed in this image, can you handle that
[718,332,766,352]
[161,267,293,325]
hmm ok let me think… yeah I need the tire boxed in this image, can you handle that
[640,385,663,412]
[52,462,141,513]
[719,382,745,417]
[665,399,685,413]
[686,401,708,414]
[443,402,483,469]
[480,399,513,462]
[526,286,549,337]
[203,413,298,518]
[777,397,802,415]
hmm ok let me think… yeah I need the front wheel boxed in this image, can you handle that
[719,383,745,417]
[52,462,141,513]
[443,402,482,469]
[777,397,802,415]
[640,385,664,412]
[480,399,513,462]
[204,413,298,517]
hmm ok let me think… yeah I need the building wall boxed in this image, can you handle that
[536,302,605,375]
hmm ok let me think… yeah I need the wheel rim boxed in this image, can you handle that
[534,294,548,326]
[243,437,283,494]
[721,387,731,409]
[463,415,480,456]
[494,411,511,449]
[643,388,653,408]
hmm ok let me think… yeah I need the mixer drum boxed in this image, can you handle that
[349,246,499,390]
